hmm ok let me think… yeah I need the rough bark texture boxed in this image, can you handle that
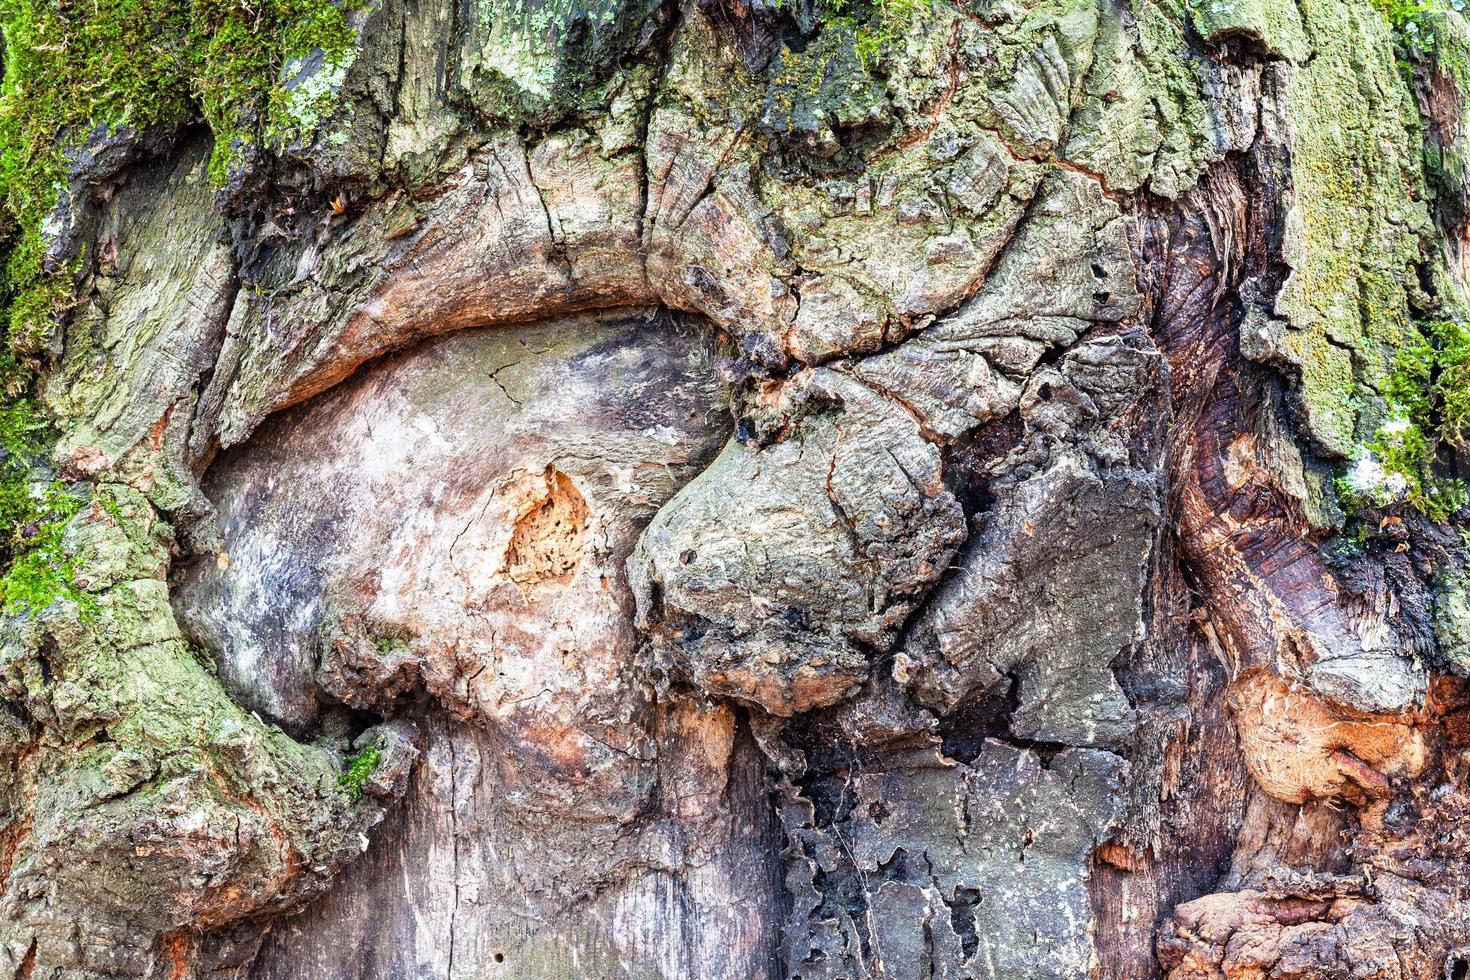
[7,0,1470,975]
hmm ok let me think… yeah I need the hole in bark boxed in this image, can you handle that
[493,952,505,964]
[949,887,981,960]
[938,673,1068,763]
[795,770,859,827]
[1037,384,1053,402]
[1450,956,1468,980]
[939,676,1017,761]
[1090,262,1107,278]
[945,410,1022,519]
[503,467,591,586]
[810,859,875,960]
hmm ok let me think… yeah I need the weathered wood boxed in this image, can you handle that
[6,0,1470,974]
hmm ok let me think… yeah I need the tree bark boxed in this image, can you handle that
[5,0,1470,976]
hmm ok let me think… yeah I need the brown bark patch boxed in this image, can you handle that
[158,933,191,980]
[1228,671,1425,805]
[1156,889,1357,979]
[1428,67,1464,146]
[503,467,590,586]
[1097,841,1147,872]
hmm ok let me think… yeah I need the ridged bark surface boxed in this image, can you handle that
[5,0,1470,976]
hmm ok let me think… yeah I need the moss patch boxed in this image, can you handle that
[0,0,364,358]
[817,0,933,65]
[1338,319,1470,522]
[1372,0,1458,51]
[1257,0,1434,458]
[338,745,381,800]
[0,0,368,608]
[0,400,89,615]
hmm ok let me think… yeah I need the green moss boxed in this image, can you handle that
[0,399,92,615]
[817,0,931,65]
[1338,319,1470,523]
[1258,0,1434,459]
[761,28,886,145]
[338,745,381,801]
[1347,421,1467,521]
[0,0,363,360]
[1425,319,1470,442]
[1372,0,1458,51]
[1381,319,1470,445]
[0,484,87,615]
[0,0,366,613]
